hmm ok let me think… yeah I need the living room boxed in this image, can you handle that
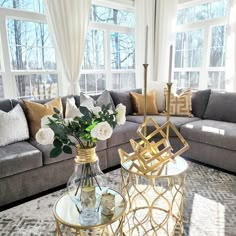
[0,0,236,235]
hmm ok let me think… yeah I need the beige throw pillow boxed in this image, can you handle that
[164,89,192,116]
[130,90,158,115]
[23,97,63,138]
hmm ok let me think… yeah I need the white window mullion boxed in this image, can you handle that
[199,26,210,89]
[0,16,17,98]
[105,29,112,90]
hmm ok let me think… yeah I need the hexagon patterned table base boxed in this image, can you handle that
[121,156,188,236]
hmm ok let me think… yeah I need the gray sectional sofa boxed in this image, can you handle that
[0,88,236,207]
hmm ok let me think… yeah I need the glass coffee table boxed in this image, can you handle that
[53,188,126,236]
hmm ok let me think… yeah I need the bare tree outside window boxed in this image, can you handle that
[81,5,135,93]
[175,0,228,90]
[4,0,57,99]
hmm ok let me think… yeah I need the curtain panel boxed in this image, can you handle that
[135,0,177,88]
[44,0,92,95]
[226,0,236,91]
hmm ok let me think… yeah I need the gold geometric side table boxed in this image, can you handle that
[121,156,188,236]
[53,188,126,236]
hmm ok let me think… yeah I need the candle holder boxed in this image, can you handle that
[143,63,148,137]
[166,82,172,139]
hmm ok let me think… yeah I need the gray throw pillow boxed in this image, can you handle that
[191,89,211,118]
[204,91,236,123]
[110,89,142,115]
[80,90,115,110]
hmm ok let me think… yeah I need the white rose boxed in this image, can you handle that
[35,128,54,145]
[91,121,113,140]
[108,110,114,115]
[92,106,102,117]
[41,115,55,128]
[64,118,73,125]
[115,103,126,125]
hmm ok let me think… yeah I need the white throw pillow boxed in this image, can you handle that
[147,80,176,112]
[65,97,83,118]
[0,104,29,146]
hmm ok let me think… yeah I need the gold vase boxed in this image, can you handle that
[67,145,105,225]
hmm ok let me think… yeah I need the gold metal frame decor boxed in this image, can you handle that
[121,156,188,236]
[118,46,189,175]
[118,117,189,175]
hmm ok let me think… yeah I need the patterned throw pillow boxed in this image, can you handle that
[23,97,63,138]
[164,89,192,116]
[0,104,29,147]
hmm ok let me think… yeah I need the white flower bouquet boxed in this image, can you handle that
[35,103,126,157]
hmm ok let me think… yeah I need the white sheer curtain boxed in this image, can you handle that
[135,0,178,87]
[44,0,91,95]
[225,0,236,92]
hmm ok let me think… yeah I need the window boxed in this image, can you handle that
[0,0,58,99]
[0,76,4,98]
[174,0,228,90]
[80,3,135,94]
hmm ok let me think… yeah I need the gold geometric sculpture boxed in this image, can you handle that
[118,117,189,175]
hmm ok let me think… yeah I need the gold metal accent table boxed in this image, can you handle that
[53,188,126,236]
[121,156,188,236]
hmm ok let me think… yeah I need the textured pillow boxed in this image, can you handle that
[23,97,63,138]
[80,90,115,110]
[65,97,82,118]
[110,89,142,115]
[164,89,192,116]
[204,91,236,123]
[147,80,177,112]
[130,90,158,115]
[191,89,211,118]
[0,104,29,147]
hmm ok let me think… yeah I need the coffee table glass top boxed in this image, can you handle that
[121,155,188,177]
[53,188,126,228]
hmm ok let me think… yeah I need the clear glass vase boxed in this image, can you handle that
[67,146,106,225]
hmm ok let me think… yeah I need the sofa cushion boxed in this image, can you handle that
[164,89,192,116]
[191,89,211,118]
[126,115,200,136]
[130,90,158,115]
[23,97,63,138]
[0,141,42,178]
[0,99,12,112]
[204,91,236,123]
[0,104,29,147]
[107,121,140,148]
[110,89,142,115]
[30,139,107,165]
[180,119,236,151]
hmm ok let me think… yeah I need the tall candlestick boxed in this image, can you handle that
[168,45,173,83]
[144,25,148,64]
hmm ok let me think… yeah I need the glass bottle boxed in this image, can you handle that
[67,146,105,225]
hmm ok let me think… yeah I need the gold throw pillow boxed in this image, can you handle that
[23,97,63,138]
[130,90,158,115]
[164,89,192,116]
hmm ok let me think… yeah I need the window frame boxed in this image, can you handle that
[0,6,60,99]
[80,3,135,94]
[174,0,228,90]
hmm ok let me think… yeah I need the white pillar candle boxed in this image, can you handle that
[168,45,173,83]
[144,25,148,64]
